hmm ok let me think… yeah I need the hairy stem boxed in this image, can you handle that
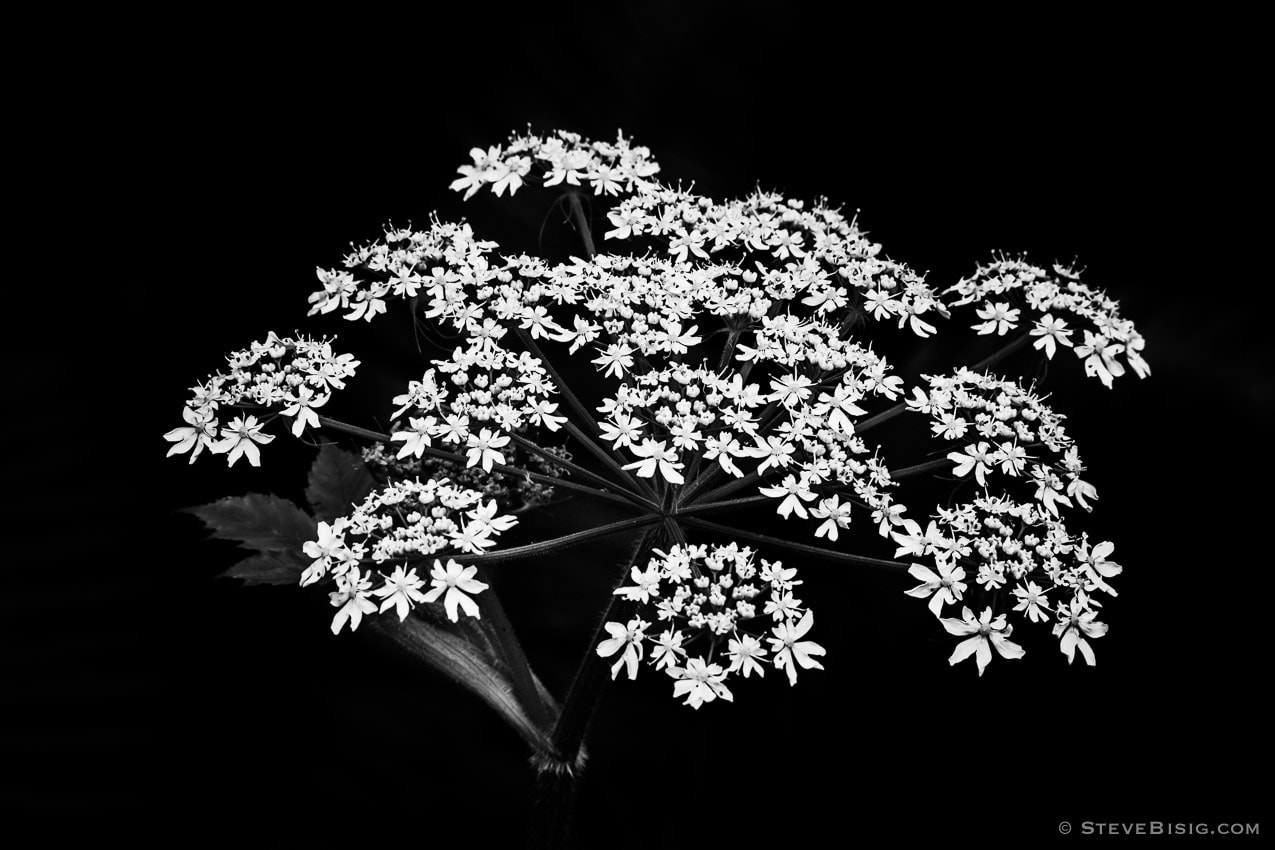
[674,494,775,517]
[857,331,1036,435]
[689,467,769,507]
[891,457,955,480]
[474,566,553,732]
[549,525,661,762]
[528,524,661,849]
[520,328,601,433]
[562,421,660,503]
[308,412,646,511]
[512,325,658,501]
[452,514,663,564]
[509,432,656,508]
[682,517,910,571]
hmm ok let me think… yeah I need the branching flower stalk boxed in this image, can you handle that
[167,129,1149,847]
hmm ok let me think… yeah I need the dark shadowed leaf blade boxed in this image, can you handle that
[305,444,375,523]
[186,493,318,553]
[371,615,558,754]
[217,550,310,586]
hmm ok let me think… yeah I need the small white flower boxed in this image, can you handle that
[622,438,685,484]
[329,568,377,635]
[373,565,430,621]
[216,415,275,467]
[939,606,1025,676]
[596,618,649,680]
[904,559,968,616]
[769,610,826,686]
[465,428,510,472]
[1053,596,1108,665]
[670,657,733,708]
[422,559,489,622]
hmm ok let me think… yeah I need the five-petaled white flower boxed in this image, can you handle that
[1012,581,1051,624]
[973,301,1021,336]
[1078,537,1122,596]
[613,564,663,604]
[217,415,275,467]
[726,634,768,678]
[650,629,687,671]
[301,519,355,585]
[1031,314,1073,359]
[948,442,994,486]
[423,559,489,622]
[759,475,817,520]
[281,386,329,437]
[164,406,218,463]
[391,415,437,460]
[810,494,854,541]
[939,606,1025,676]
[373,565,430,621]
[769,610,826,686]
[329,567,378,635]
[1053,596,1108,665]
[599,412,644,448]
[622,438,685,484]
[904,559,968,616]
[671,657,734,708]
[596,618,649,680]
[465,428,510,472]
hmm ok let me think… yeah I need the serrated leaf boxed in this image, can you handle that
[217,550,309,586]
[186,493,318,552]
[372,615,558,753]
[305,444,375,523]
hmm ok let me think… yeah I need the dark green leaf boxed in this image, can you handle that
[217,550,309,586]
[305,444,375,523]
[186,493,318,552]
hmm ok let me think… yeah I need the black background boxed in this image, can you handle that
[8,5,1269,846]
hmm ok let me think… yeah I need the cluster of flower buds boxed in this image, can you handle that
[164,332,360,466]
[597,543,826,708]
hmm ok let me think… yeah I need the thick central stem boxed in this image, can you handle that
[527,524,663,847]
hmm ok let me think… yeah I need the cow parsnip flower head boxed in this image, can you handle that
[170,126,1148,736]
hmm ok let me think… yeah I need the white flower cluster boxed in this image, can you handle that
[300,213,913,539]
[907,369,1098,515]
[449,128,661,200]
[898,494,1117,673]
[604,185,950,337]
[300,477,518,634]
[389,337,564,466]
[169,128,1144,683]
[597,543,826,708]
[164,332,360,466]
[307,218,500,325]
[944,256,1150,387]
